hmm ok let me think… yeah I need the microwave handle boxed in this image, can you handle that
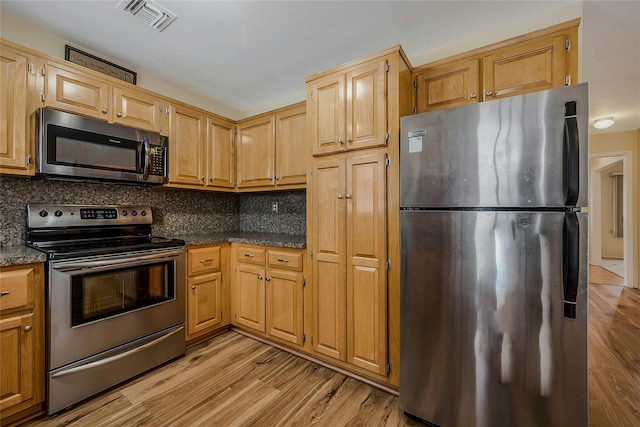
[140,137,151,181]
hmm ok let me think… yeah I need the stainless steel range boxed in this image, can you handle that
[26,204,186,414]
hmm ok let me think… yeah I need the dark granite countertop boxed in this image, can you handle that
[0,246,47,267]
[171,232,307,249]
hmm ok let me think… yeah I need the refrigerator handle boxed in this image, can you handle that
[563,212,580,319]
[563,101,580,206]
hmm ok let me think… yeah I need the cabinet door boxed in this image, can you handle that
[266,269,304,345]
[113,86,161,132]
[234,265,266,332]
[206,116,235,188]
[311,158,346,361]
[168,104,204,186]
[309,73,345,156]
[186,273,222,337]
[0,48,30,174]
[415,58,480,113]
[275,104,306,186]
[45,63,110,121]
[0,313,35,410]
[236,115,274,188]
[483,34,567,100]
[346,59,388,151]
[346,153,387,375]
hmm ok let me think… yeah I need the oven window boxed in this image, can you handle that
[71,261,175,326]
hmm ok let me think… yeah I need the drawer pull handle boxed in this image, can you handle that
[0,291,10,296]
[244,254,255,258]
[276,259,290,263]
[199,258,214,263]
[24,325,32,333]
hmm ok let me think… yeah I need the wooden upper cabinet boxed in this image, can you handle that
[415,58,480,112]
[46,63,110,121]
[236,115,275,189]
[206,116,235,189]
[168,104,204,186]
[483,34,567,100]
[112,86,161,132]
[309,58,388,156]
[275,103,306,186]
[0,46,30,174]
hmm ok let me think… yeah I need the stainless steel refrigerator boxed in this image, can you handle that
[399,83,588,427]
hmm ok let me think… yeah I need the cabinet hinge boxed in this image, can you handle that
[302,277,306,288]
[565,75,571,86]
[165,106,170,114]
[40,66,46,76]
[311,336,314,345]
[386,363,392,374]
[28,62,34,74]
[413,79,417,89]
[387,259,391,270]
[385,157,391,168]
[27,155,32,166]
[302,333,306,345]
[413,107,417,114]
[385,131,390,142]
[40,92,45,103]
[386,63,391,73]
[565,38,571,52]
[310,251,313,260]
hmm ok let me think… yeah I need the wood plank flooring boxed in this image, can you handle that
[24,271,640,426]
[590,264,625,286]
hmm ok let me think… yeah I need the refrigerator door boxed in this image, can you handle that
[400,210,588,427]
[400,83,588,209]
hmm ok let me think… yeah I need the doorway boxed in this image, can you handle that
[589,152,633,287]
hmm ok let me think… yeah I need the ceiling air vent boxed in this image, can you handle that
[118,0,177,32]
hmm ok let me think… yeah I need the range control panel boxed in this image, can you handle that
[27,204,153,228]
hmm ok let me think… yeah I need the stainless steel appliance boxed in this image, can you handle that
[37,108,167,184]
[26,204,185,414]
[399,84,589,426]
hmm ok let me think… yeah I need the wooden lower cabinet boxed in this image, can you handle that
[232,244,305,347]
[185,245,229,343]
[0,263,45,425]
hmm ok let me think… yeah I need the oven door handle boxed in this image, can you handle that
[52,249,184,271]
[50,326,183,379]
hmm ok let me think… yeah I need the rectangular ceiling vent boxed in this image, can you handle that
[118,0,177,32]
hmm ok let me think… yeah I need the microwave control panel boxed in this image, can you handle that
[149,146,165,176]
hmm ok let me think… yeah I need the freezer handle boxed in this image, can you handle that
[563,101,580,206]
[563,212,580,318]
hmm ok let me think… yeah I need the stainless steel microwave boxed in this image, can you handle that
[37,108,167,184]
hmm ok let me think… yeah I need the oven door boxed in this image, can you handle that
[48,248,185,370]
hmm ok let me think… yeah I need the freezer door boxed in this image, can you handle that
[400,83,588,208]
[400,210,588,427]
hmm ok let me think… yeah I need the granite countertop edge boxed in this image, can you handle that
[0,246,48,267]
[172,232,307,249]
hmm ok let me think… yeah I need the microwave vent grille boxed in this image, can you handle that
[117,0,177,32]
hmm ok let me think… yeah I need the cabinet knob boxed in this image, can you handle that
[345,193,352,199]
[337,194,343,199]
[23,325,32,333]
[337,138,343,144]
[275,176,279,181]
[191,285,196,289]
[117,112,123,118]
[265,277,271,282]
[268,176,272,181]
[209,177,213,182]
[102,108,108,114]
[346,137,352,143]
[258,275,263,280]
[469,92,477,99]
[485,90,493,96]
[200,176,205,180]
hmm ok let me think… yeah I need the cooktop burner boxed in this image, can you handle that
[26,204,185,259]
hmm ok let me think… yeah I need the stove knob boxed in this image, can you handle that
[131,210,138,216]
[141,210,147,217]
[38,209,48,217]
[54,210,63,217]
[121,210,128,216]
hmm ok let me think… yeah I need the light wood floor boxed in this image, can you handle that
[24,270,640,427]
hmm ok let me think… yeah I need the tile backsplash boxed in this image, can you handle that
[0,177,305,246]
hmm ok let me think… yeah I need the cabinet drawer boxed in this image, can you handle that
[0,267,35,312]
[187,246,221,276]
[267,250,303,271]
[236,246,265,265]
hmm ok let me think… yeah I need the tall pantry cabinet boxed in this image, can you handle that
[306,46,412,386]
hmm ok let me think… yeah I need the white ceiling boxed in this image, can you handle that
[1,1,638,133]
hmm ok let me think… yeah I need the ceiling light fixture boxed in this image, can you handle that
[593,117,615,129]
